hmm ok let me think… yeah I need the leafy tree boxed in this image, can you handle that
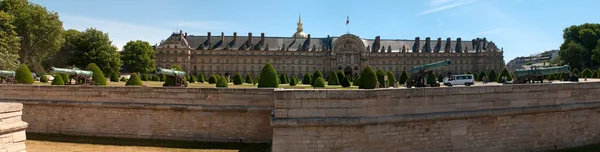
[51,74,64,85]
[559,23,600,68]
[313,77,326,88]
[71,28,121,74]
[0,11,20,70]
[336,70,345,83]
[353,76,361,86]
[258,63,279,88]
[233,73,244,85]
[197,73,205,83]
[488,70,498,82]
[44,29,80,69]
[426,72,436,85]
[163,64,185,86]
[375,69,386,88]
[40,75,48,83]
[125,73,143,86]
[581,68,593,78]
[1,0,65,73]
[121,40,156,73]
[86,63,107,85]
[398,71,409,84]
[15,64,33,84]
[302,72,312,84]
[341,75,351,87]
[61,73,69,84]
[311,70,323,86]
[290,76,298,86]
[386,71,396,87]
[478,71,487,81]
[327,71,340,85]
[359,66,378,89]
[216,76,228,88]
[110,71,119,82]
[245,74,253,84]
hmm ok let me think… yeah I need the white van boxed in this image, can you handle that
[443,74,475,86]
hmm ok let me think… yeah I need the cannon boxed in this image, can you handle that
[405,59,451,88]
[156,67,187,87]
[512,65,570,84]
[0,70,16,84]
[51,67,94,85]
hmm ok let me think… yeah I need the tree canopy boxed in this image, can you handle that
[71,28,121,74]
[0,11,20,70]
[559,23,600,69]
[121,40,156,73]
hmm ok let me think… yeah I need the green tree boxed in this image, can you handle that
[71,28,122,74]
[386,71,396,87]
[121,40,156,73]
[302,72,312,84]
[327,71,340,85]
[197,73,205,83]
[245,74,253,84]
[233,73,244,85]
[110,71,119,82]
[311,70,323,86]
[473,72,480,81]
[1,0,65,73]
[488,70,498,82]
[398,71,409,84]
[0,11,20,70]
[257,63,279,88]
[51,74,64,85]
[125,73,143,86]
[560,23,600,68]
[336,70,345,83]
[359,66,378,89]
[312,77,326,88]
[353,76,361,86]
[15,64,33,84]
[216,76,228,88]
[40,74,48,83]
[375,69,386,88]
[152,75,159,81]
[163,64,184,86]
[86,63,106,85]
[341,75,351,87]
[44,29,80,69]
[120,77,126,82]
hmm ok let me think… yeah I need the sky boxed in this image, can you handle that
[30,0,600,63]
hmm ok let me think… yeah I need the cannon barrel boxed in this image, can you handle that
[410,59,452,73]
[0,70,15,77]
[514,65,570,77]
[156,67,186,76]
[51,67,93,77]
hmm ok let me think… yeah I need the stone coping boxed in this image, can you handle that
[1,99,272,112]
[271,100,600,127]
[0,121,28,134]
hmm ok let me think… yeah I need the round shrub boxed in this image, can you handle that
[341,75,351,87]
[61,73,70,84]
[359,66,378,89]
[51,75,64,85]
[386,71,396,86]
[110,72,120,82]
[375,69,386,88]
[40,75,48,83]
[197,73,205,83]
[216,76,228,88]
[120,77,127,82]
[140,74,148,81]
[337,71,345,83]
[86,63,107,85]
[15,64,33,84]
[302,72,312,84]
[311,70,323,86]
[353,76,361,86]
[233,73,244,85]
[327,71,340,85]
[313,77,326,88]
[126,73,143,86]
[208,75,218,84]
[258,63,279,88]
[160,74,166,82]
[398,71,409,84]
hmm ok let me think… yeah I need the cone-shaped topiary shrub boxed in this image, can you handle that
[152,75,160,81]
[488,70,498,82]
[311,70,323,86]
[473,73,480,81]
[216,76,228,88]
[197,73,205,83]
[40,75,48,83]
[190,76,197,83]
[437,74,444,82]
[61,73,70,84]
[86,63,107,85]
[337,70,345,83]
[139,74,146,81]
[233,73,244,85]
[341,75,351,87]
[386,71,396,87]
[327,71,340,85]
[302,72,312,84]
[346,74,353,82]
[15,64,33,84]
[290,75,298,86]
[427,72,437,85]
[258,63,279,88]
[548,74,556,81]
[477,71,487,81]
[279,73,288,84]
[120,77,127,82]
[51,75,64,85]
[245,74,253,84]
[353,76,361,86]
[572,68,580,77]
[110,72,120,82]
[399,71,409,84]
[497,68,511,83]
[592,71,598,78]
[208,75,217,84]
[581,68,593,78]
[375,69,386,88]
[359,66,378,89]
[313,77,326,88]
[126,73,143,86]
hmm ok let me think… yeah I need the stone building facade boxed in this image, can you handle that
[155,17,505,78]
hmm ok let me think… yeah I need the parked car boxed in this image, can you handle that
[443,74,475,86]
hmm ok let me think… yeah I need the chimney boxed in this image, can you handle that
[184,32,187,38]
[207,32,211,41]
[221,32,225,42]
[307,34,310,39]
[248,32,252,45]
[180,30,183,34]
[375,36,381,50]
[261,33,265,43]
[233,32,237,42]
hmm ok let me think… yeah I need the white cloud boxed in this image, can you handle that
[420,0,479,15]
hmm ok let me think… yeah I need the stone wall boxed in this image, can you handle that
[0,85,273,143]
[272,82,600,152]
[0,102,28,152]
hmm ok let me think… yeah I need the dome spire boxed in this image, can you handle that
[293,13,308,39]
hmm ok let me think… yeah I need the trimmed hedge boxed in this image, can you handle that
[245,74,253,84]
[346,74,353,82]
[327,71,340,85]
[302,72,312,84]
[208,75,217,84]
[336,71,345,83]
[40,75,48,83]
[313,77,326,88]
[216,76,228,88]
[478,71,487,81]
[152,75,160,81]
[15,64,33,84]
[110,72,120,82]
[311,70,323,86]
[473,73,480,81]
[593,71,598,78]
[196,73,204,83]
[398,71,408,84]
[61,73,70,84]
[86,63,107,85]
[279,73,288,84]
[572,68,580,77]
[341,75,351,87]
[497,68,511,83]
[488,70,498,82]
[359,66,378,89]
[233,73,244,85]
[126,73,143,86]
[258,63,279,88]
[290,76,298,86]
[375,69,386,88]
[190,76,197,83]
[51,75,64,85]
[386,71,396,87]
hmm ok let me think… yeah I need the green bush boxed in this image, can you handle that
[359,66,378,89]
[346,74,353,82]
[258,63,279,88]
[253,78,258,85]
[40,75,48,83]
[311,70,323,86]
[398,71,409,84]
[185,75,190,82]
[110,72,120,82]
[477,71,487,81]
[245,74,253,84]
[426,72,437,85]
[353,76,361,86]
[51,75,64,85]
[208,75,217,84]
[233,73,244,85]
[163,64,184,86]
[15,64,33,84]
[159,74,165,82]
[61,73,70,84]
[497,68,511,83]
[548,74,556,81]
[386,71,396,87]
[197,73,205,83]
[216,76,228,88]
[337,71,345,83]
[139,74,147,81]
[279,73,288,84]
[302,72,312,84]
[437,74,444,82]
[190,76,197,83]
[86,63,107,85]
[592,71,598,78]
[313,77,326,88]
[126,73,143,86]
[488,70,498,82]
[375,69,386,88]
[327,71,340,85]
[152,75,160,81]
[290,76,298,86]
[120,77,127,82]
[341,75,351,87]
[572,68,580,76]
[581,68,593,78]
[473,73,480,81]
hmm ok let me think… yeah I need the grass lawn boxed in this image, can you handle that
[34,81,360,89]
[26,133,271,152]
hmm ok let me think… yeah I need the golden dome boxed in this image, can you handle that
[293,14,308,39]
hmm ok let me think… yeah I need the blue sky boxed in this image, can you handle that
[30,0,600,63]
